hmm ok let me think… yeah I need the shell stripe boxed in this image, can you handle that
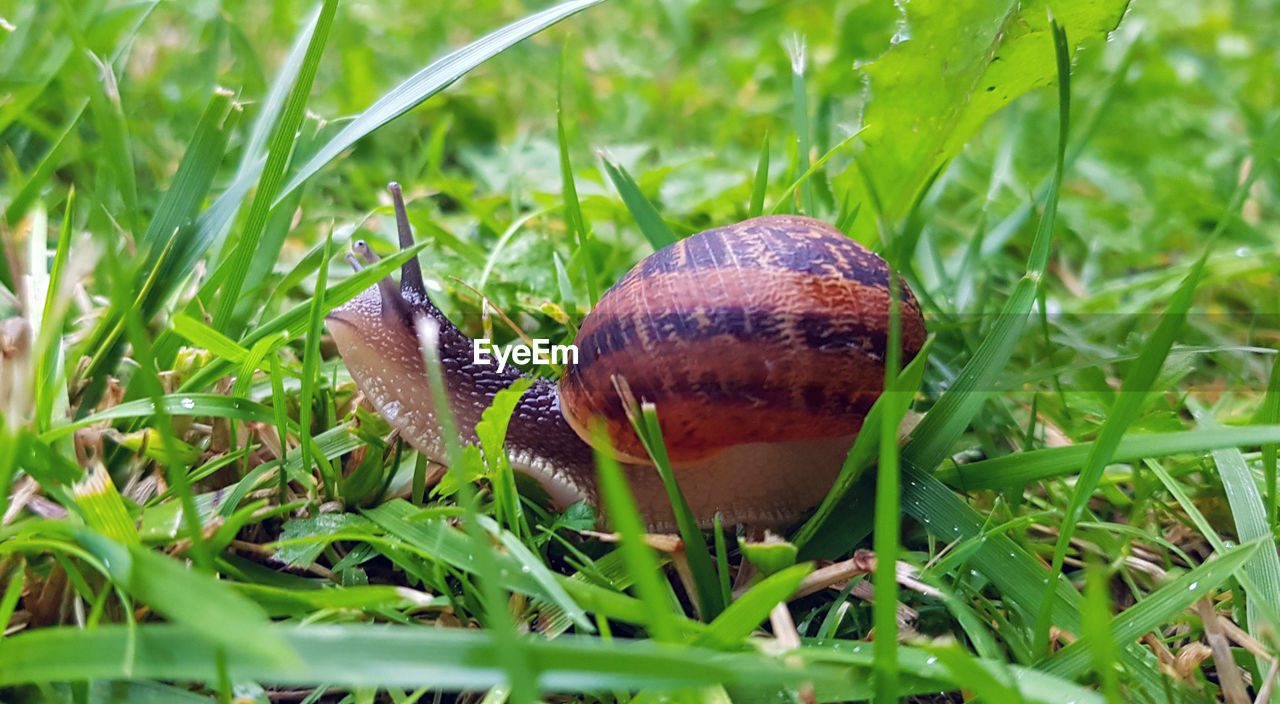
[575,305,915,369]
[631,219,892,290]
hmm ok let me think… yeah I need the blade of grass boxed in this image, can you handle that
[298,229,335,495]
[1033,139,1260,658]
[74,89,240,413]
[278,0,604,201]
[557,50,598,306]
[212,0,338,334]
[767,128,864,216]
[1042,539,1264,679]
[42,394,282,442]
[1081,562,1122,703]
[749,131,770,218]
[620,398,725,620]
[798,639,1105,704]
[0,623,842,692]
[32,190,76,433]
[599,152,677,249]
[1190,404,1280,637]
[873,227,908,703]
[694,563,811,649]
[590,420,679,641]
[787,35,813,214]
[69,527,294,666]
[938,424,1280,489]
[1263,354,1280,529]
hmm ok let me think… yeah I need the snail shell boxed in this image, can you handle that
[560,215,926,464]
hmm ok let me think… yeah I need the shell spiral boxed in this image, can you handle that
[558,215,927,465]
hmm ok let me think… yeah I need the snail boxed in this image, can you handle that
[326,183,927,532]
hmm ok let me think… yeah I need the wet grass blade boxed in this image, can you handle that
[1033,137,1259,657]
[1195,410,1280,636]
[42,394,281,442]
[1041,539,1263,680]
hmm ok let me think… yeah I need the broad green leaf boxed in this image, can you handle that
[838,0,1128,230]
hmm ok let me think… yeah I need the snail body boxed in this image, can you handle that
[326,184,926,532]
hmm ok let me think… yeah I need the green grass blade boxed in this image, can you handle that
[900,18,1072,474]
[590,422,680,641]
[69,528,293,665]
[298,230,335,493]
[627,402,725,619]
[42,394,281,442]
[599,153,677,249]
[278,0,604,202]
[792,336,932,553]
[74,90,239,411]
[694,563,810,649]
[938,424,1280,489]
[767,128,863,216]
[557,54,598,306]
[1199,417,1280,636]
[748,131,770,218]
[1263,353,1280,529]
[873,266,907,703]
[1042,539,1263,680]
[1033,137,1259,656]
[788,36,813,215]
[799,639,1105,704]
[0,624,842,692]
[212,0,338,334]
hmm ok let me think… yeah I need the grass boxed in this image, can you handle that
[1,0,1279,702]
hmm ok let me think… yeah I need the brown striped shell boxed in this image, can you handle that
[558,214,927,465]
